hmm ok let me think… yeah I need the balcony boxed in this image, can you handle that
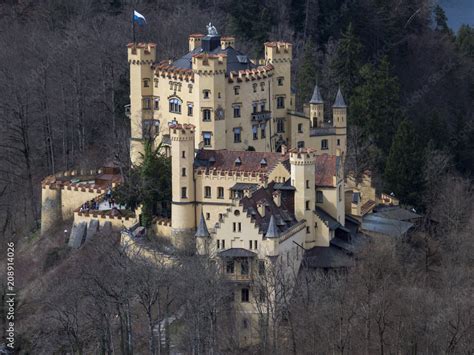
[124,104,131,118]
[251,110,271,122]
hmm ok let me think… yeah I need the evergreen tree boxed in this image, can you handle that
[456,24,474,58]
[434,5,454,39]
[350,56,402,160]
[330,22,363,98]
[296,40,319,109]
[384,119,423,207]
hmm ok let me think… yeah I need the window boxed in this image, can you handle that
[182,150,186,158]
[203,90,210,99]
[222,240,225,249]
[241,259,249,275]
[181,187,187,198]
[188,84,193,93]
[187,104,193,116]
[143,79,150,87]
[253,83,257,93]
[252,125,258,140]
[249,240,253,249]
[277,77,284,86]
[321,139,328,150]
[233,222,242,232]
[260,102,265,112]
[154,98,159,110]
[316,191,323,203]
[233,127,241,143]
[298,123,303,133]
[297,141,305,148]
[143,98,151,110]
[258,260,265,275]
[306,180,310,189]
[305,200,310,210]
[154,79,159,88]
[277,96,285,109]
[277,119,285,133]
[233,105,241,118]
[252,103,258,113]
[234,86,240,95]
[169,98,182,113]
[261,125,266,139]
[219,213,223,222]
[254,240,258,249]
[206,212,210,220]
[339,185,342,202]
[259,289,266,303]
[226,260,234,273]
[181,168,186,177]
[243,319,249,329]
[337,139,340,146]
[203,132,212,147]
[204,186,211,198]
[218,239,225,249]
[260,82,265,91]
[218,187,224,199]
[306,226,310,234]
[241,288,249,302]
[203,109,211,121]
[217,240,220,249]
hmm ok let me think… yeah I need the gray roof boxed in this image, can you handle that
[230,183,259,192]
[304,246,354,268]
[265,215,280,238]
[373,206,421,221]
[218,248,257,258]
[362,214,414,237]
[172,45,257,74]
[310,84,324,104]
[195,212,210,238]
[315,207,341,230]
[333,87,347,108]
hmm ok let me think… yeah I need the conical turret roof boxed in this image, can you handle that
[332,87,346,108]
[265,215,280,239]
[195,212,210,238]
[310,84,324,104]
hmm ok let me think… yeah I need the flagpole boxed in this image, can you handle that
[132,10,136,44]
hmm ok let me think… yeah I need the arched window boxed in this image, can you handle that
[169,98,182,114]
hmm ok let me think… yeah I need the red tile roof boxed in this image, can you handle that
[195,150,289,174]
[315,154,337,187]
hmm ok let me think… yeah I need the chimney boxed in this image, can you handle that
[281,145,287,155]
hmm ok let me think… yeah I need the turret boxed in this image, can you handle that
[289,148,316,246]
[263,215,280,257]
[189,33,204,51]
[127,42,157,165]
[264,42,293,112]
[309,84,324,128]
[170,123,196,249]
[332,87,347,158]
[195,212,211,255]
[220,36,235,49]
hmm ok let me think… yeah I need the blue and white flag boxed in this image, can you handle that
[133,10,146,27]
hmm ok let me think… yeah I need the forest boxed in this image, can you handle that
[0,0,472,353]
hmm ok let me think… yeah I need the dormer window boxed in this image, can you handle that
[234,157,242,166]
[260,158,267,167]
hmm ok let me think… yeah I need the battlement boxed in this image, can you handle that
[228,64,274,83]
[189,33,205,51]
[289,148,317,165]
[220,36,235,49]
[127,42,156,63]
[192,53,227,74]
[154,62,194,82]
[170,123,195,141]
[264,41,292,62]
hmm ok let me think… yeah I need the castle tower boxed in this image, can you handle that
[332,87,347,157]
[309,84,324,128]
[192,50,227,150]
[127,42,157,165]
[265,42,293,130]
[290,148,316,246]
[40,184,61,235]
[170,123,196,249]
[189,33,204,51]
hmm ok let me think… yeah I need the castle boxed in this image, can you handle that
[41,24,361,345]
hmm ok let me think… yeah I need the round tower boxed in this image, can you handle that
[127,42,157,165]
[332,87,347,157]
[309,84,324,127]
[290,148,316,245]
[170,123,196,249]
[40,183,62,235]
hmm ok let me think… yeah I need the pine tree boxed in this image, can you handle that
[296,40,319,109]
[330,22,363,98]
[434,5,453,39]
[456,24,474,58]
[384,119,423,207]
[350,56,402,159]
